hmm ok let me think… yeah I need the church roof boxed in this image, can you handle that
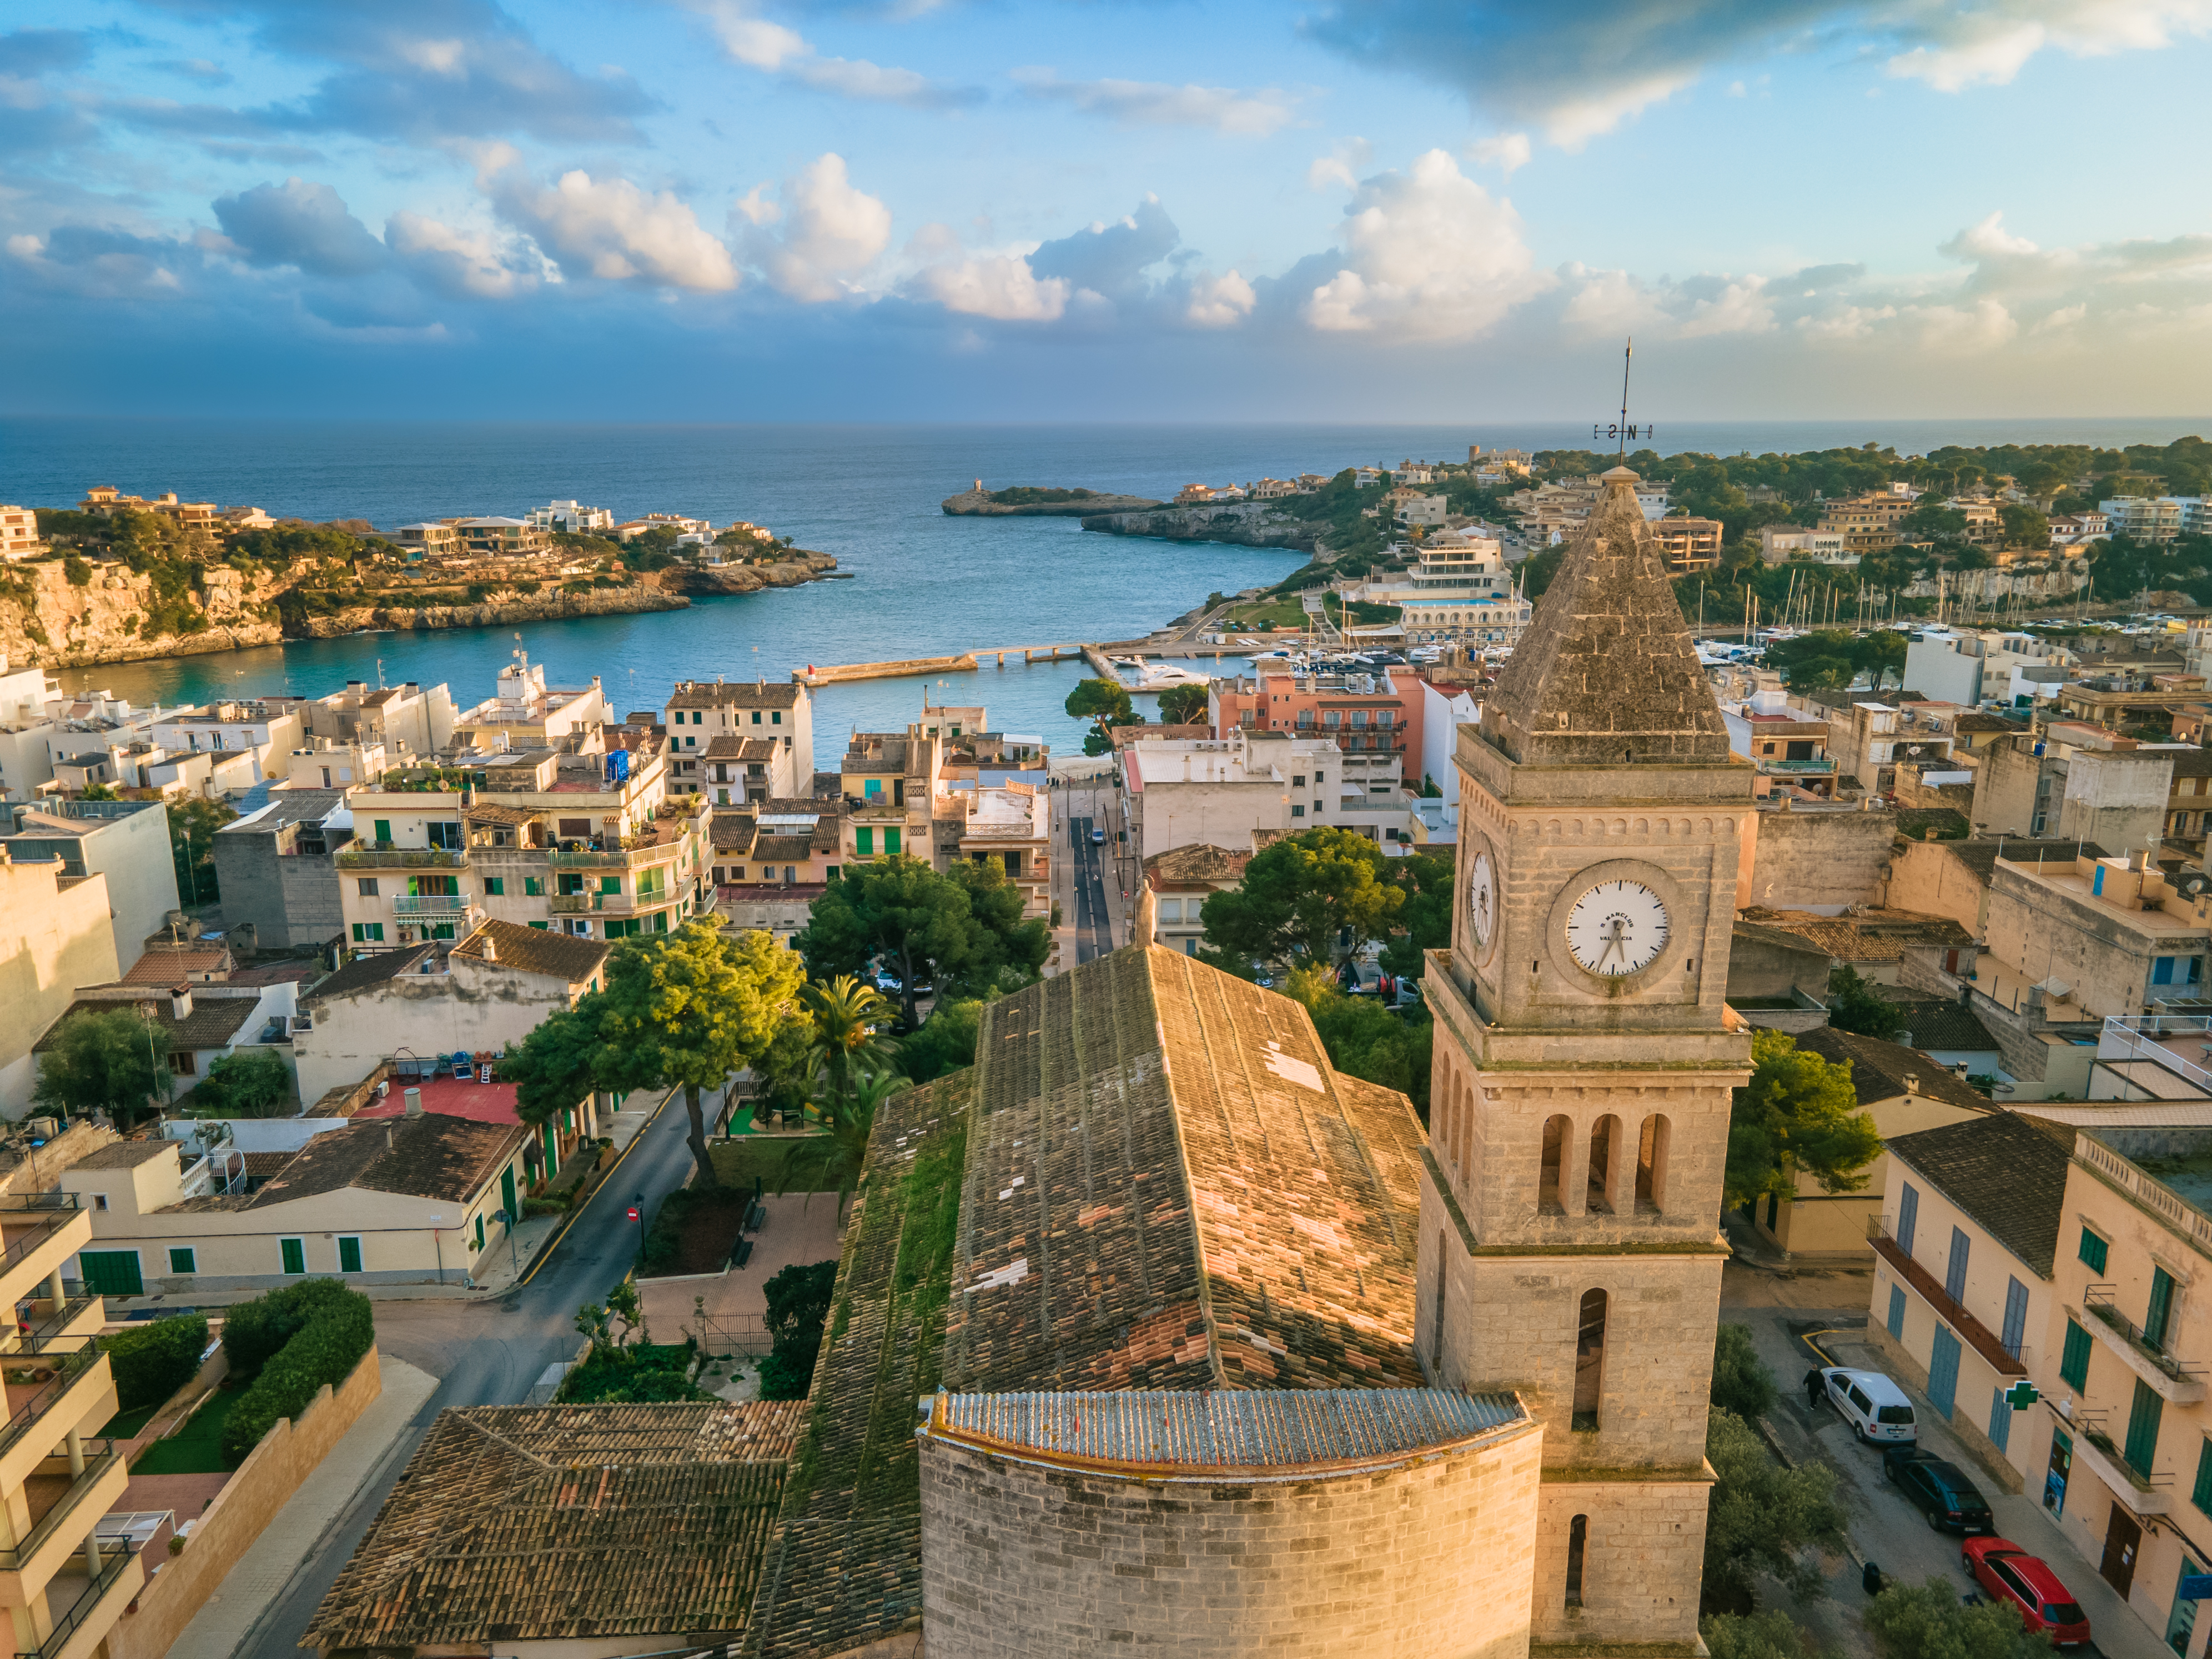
[943,944,1427,1395]
[1485,467,1731,766]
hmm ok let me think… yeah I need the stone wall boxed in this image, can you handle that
[1886,840,1988,933]
[103,1346,383,1659]
[1736,805,1897,913]
[1529,1480,1712,1650]
[917,1425,1542,1658]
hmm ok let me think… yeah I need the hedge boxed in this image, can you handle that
[99,1314,209,1411]
[218,1279,374,1463]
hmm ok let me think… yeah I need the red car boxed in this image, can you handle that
[1961,1537,2092,1648]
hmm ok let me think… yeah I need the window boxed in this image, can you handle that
[373,818,391,842]
[2001,1276,2028,1358]
[1898,1183,1919,1255]
[357,878,379,897]
[1565,1515,1587,1607]
[1944,1226,1970,1304]
[1539,1115,1568,1211]
[2080,1226,2109,1274]
[279,1238,307,1276]
[474,1214,485,1250]
[1887,1284,1907,1338]
[167,1247,196,1275]
[855,828,873,854]
[1572,1289,1607,1431]
[2125,1378,2164,1474]
[1292,774,1305,787]
[1587,1117,1619,1215]
[483,877,504,896]
[2195,1440,2212,1519]
[2149,1266,2178,1350]
[530,921,549,930]
[1291,805,1305,818]
[1635,1115,1668,1211]
[428,821,462,849]
[772,712,782,725]
[338,1236,363,1274]
[1988,1383,2012,1455]
[884,828,902,855]
[524,876,544,896]
[752,710,762,725]
[2061,1318,2092,1388]
[599,875,621,896]
[350,923,385,942]
[2155,956,2179,986]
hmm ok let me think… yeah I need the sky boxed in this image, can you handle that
[6,0,2212,423]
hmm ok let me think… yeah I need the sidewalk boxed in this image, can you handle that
[162,1354,439,1659]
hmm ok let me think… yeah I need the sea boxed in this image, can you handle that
[3,417,2205,765]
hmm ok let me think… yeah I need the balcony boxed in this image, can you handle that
[0,1441,130,1601]
[549,892,644,913]
[2081,1286,2207,1402]
[1762,758,1837,774]
[1867,1222,2027,1379]
[0,1200,87,1307]
[391,894,471,917]
[845,800,909,822]
[2074,1423,2171,1514]
[0,1347,112,1479]
[335,847,467,870]
[546,848,631,869]
[14,1540,141,1659]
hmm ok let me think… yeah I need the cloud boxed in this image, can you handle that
[156,57,233,86]
[692,1,981,107]
[1185,269,1255,328]
[1,28,97,76]
[4,222,194,300]
[483,161,738,290]
[1465,131,1531,174]
[911,253,1070,321]
[1298,150,1551,341]
[1012,69,1296,136]
[1029,197,1180,308]
[1308,138,1374,193]
[386,209,541,299]
[737,153,892,301]
[212,178,387,276]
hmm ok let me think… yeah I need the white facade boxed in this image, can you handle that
[1122,730,1344,863]
[1419,678,1479,806]
[525,500,615,532]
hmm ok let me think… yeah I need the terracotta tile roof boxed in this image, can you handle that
[1143,843,1253,884]
[1870,997,2002,1053]
[232,1114,526,1207]
[122,944,232,983]
[1735,906,1973,961]
[711,817,757,853]
[1788,1026,1996,1114]
[305,1401,803,1650]
[34,993,259,1053]
[669,679,801,710]
[943,946,1424,1394]
[1886,1110,2072,1276]
[751,834,816,862]
[304,945,438,1003]
[450,919,609,983]
[1954,712,2017,733]
[71,1139,182,1171]
[461,802,537,827]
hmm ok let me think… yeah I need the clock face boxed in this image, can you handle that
[1467,852,1495,949]
[1564,879,1670,977]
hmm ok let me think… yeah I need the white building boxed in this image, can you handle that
[524,500,615,533]
[1119,727,1414,862]
[1359,540,1532,647]
[1904,629,2077,708]
[1759,525,1856,566]
[1,800,182,967]
[0,506,43,561]
[150,699,306,785]
[2100,497,2185,543]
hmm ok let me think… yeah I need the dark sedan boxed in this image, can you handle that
[1883,1447,1994,1532]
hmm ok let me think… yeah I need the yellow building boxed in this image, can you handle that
[0,854,120,1118]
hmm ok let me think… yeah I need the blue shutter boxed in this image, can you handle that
[1988,1384,2012,1454]
[2001,1276,2028,1358]
[1887,1284,1907,1339]
[1945,1227,1970,1304]
[1928,1325,1962,1418]
[1897,1183,1919,1255]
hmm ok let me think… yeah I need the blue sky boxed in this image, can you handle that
[7,0,2212,421]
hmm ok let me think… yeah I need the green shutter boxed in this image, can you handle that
[2080,1227,2109,1274]
[600,876,621,894]
[280,1238,306,1276]
[2061,1319,2092,1389]
[79,1251,143,1297]
[885,827,901,855]
[338,1236,363,1273]
[474,1213,485,1249]
[855,827,872,855]
[2150,1268,2178,1349]
[167,1247,196,1275]
[2125,1379,2165,1474]
[484,877,504,896]
[374,819,391,843]
[2196,1440,2212,1517]
[525,877,544,896]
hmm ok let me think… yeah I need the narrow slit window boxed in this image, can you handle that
[1539,1116,1568,1212]
[1587,1115,1619,1214]
[1573,1288,1608,1431]
[1635,1115,1669,1212]
[1565,1514,1588,1607]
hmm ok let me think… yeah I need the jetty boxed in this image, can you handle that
[791,639,1261,687]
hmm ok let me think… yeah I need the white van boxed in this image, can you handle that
[1820,1366,1917,1445]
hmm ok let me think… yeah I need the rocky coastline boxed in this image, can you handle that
[666,549,842,595]
[942,487,1163,516]
[1079,499,1321,555]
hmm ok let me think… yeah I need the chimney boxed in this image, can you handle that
[170,983,193,1020]
[404,1086,423,1119]
[1901,1072,1918,1095]
[386,1123,395,1153]
[480,931,497,963]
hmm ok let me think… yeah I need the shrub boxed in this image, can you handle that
[557,1341,707,1404]
[217,1280,374,1462]
[100,1313,209,1410]
[758,1259,838,1401]
[1712,1324,1778,1420]
[221,1277,356,1376]
[195,1048,294,1117]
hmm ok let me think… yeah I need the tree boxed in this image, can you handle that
[803,974,894,1107]
[778,1064,905,1218]
[1701,1611,1828,1659]
[1712,1324,1778,1420]
[1197,826,1405,973]
[1863,1578,2055,1659]
[500,1004,600,1131]
[1155,682,1210,726]
[897,997,982,1081]
[1898,502,1969,545]
[1827,965,1903,1039]
[758,1259,838,1399]
[1999,504,2050,549]
[168,796,236,907]
[947,859,1050,994]
[1065,677,1136,755]
[1725,1029,1882,1211]
[796,856,1043,1026]
[33,1008,170,1125]
[573,924,806,1189]
[1281,966,1433,1119]
[1376,851,1454,981]
[197,1047,293,1116]
[1703,1407,1847,1615]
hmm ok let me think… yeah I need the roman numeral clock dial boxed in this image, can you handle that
[1564,879,1669,977]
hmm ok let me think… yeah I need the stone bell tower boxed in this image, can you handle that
[1417,467,1751,1653]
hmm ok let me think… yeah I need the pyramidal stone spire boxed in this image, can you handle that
[1485,466,1731,767]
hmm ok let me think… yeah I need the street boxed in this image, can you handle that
[1049,779,1124,967]
[233,1084,705,1659]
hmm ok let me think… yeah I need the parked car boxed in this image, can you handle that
[1962,1539,2092,1648]
[1817,1366,1917,1445]
[1882,1447,1993,1531]
[1090,827,1107,846]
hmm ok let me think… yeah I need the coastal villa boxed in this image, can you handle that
[391,522,460,559]
[0,506,45,561]
[1354,537,1530,646]
[76,486,218,532]
[523,500,614,532]
[449,517,552,557]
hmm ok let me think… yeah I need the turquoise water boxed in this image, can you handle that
[6,418,2205,762]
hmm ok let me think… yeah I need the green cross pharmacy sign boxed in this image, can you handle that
[2005,1381,2041,1411]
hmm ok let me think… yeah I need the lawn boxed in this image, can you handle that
[1221,597,1310,631]
[97,1402,162,1440]
[131,1386,243,1474]
[709,1134,839,1193]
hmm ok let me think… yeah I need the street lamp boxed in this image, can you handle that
[497,1208,519,1277]
[429,1215,445,1283]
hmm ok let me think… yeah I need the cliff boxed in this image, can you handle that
[286,584,690,641]
[943,488,1162,517]
[665,550,842,595]
[1080,500,1321,555]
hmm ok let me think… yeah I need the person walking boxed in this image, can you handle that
[1804,1367,1827,1411]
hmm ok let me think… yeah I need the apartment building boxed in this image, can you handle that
[1970,726,2178,847]
[340,747,709,947]
[1,801,180,968]
[77,486,217,533]
[212,790,353,950]
[1818,701,1957,796]
[0,506,43,562]
[663,680,812,800]
[1140,843,1252,957]
[451,658,604,753]
[2057,671,2210,732]
[1119,728,1346,864]
[0,853,120,1115]
[1721,691,1835,801]
[450,517,552,557]
[1977,851,2212,1022]
[1818,491,1913,551]
[303,679,455,762]
[391,523,460,559]
[941,782,1050,919]
[1650,515,1723,573]
[523,500,614,533]
[839,725,941,865]
[0,680,152,808]
[2100,497,2186,543]
[149,700,305,783]
[1903,629,2077,710]
[1356,541,1530,646]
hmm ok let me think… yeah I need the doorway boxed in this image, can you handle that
[2103,1504,2143,1600]
[2045,1427,2072,1516]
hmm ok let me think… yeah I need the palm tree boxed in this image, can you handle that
[802,975,894,1115]
[777,1064,906,1221]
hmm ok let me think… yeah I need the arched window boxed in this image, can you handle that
[1539,1115,1570,1211]
[1432,1234,1447,1372]
[1587,1115,1621,1214]
[1636,1115,1670,1213]
[1565,1514,1588,1607]
[1572,1288,1608,1431]
[1456,1079,1474,1175]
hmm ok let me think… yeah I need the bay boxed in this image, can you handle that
[4,417,2204,764]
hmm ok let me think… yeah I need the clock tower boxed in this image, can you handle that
[1419,467,1751,1654]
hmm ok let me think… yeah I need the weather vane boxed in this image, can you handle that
[1592,339,1650,458]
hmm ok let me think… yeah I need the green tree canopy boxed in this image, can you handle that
[1065,678,1137,756]
[34,1008,171,1126]
[1154,682,1210,726]
[1376,850,1454,981]
[1280,965,1432,1119]
[168,796,236,906]
[795,856,1046,1025]
[803,974,894,1106]
[1712,1324,1778,1420]
[1726,1029,1882,1210]
[1197,826,1406,973]
[1863,1578,2057,1659]
[1827,965,1903,1040]
[897,997,983,1082]
[1700,1610,1826,1659]
[196,1047,294,1117]
[499,1004,600,1129]
[1703,1407,1847,1616]
[1998,504,2050,548]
